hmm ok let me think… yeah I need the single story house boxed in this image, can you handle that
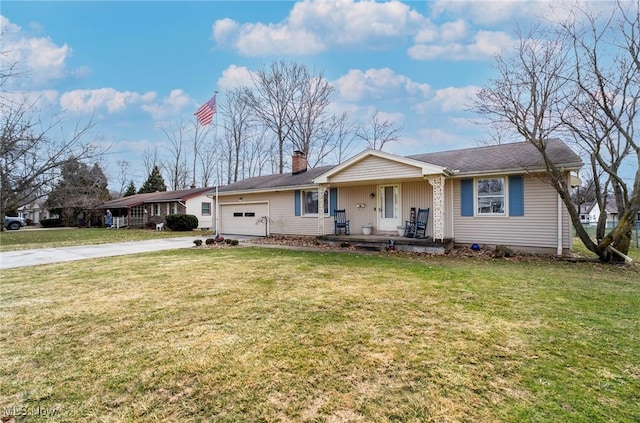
[97,187,214,229]
[210,139,583,255]
[579,197,621,228]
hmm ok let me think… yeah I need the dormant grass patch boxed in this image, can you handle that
[1,248,638,422]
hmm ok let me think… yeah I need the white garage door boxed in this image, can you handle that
[220,202,269,236]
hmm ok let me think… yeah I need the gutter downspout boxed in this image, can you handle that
[557,193,563,256]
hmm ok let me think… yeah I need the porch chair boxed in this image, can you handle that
[334,209,350,235]
[156,222,164,231]
[406,208,429,238]
[403,207,417,237]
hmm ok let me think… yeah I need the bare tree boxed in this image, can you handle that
[0,88,103,229]
[355,109,402,151]
[198,138,219,187]
[141,146,160,177]
[286,66,334,164]
[159,118,190,190]
[222,88,254,182]
[244,60,306,173]
[474,3,640,261]
[112,159,130,198]
[190,119,213,188]
[320,111,358,165]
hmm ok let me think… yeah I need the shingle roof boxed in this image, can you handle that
[217,166,335,193]
[408,138,582,175]
[207,139,583,194]
[97,187,213,209]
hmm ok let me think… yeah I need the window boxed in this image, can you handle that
[245,212,255,217]
[233,212,243,217]
[461,176,523,217]
[477,178,505,215]
[201,202,211,216]
[153,204,160,216]
[302,190,329,215]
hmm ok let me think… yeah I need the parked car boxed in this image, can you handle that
[4,216,26,230]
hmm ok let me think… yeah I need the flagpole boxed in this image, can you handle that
[214,90,220,236]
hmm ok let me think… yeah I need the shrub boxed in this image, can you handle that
[165,214,198,231]
[205,238,215,245]
[230,239,239,246]
[193,239,203,247]
[40,218,63,228]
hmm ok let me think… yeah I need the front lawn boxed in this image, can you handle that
[0,228,210,252]
[1,248,638,422]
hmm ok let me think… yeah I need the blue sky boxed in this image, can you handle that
[0,1,623,188]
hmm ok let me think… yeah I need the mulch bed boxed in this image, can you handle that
[239,235,575,262]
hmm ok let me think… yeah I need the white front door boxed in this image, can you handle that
[378,185,401,231]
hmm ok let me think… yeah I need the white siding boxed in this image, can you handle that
[217,191,325,236]
[452,176,572,252]
[186,194,214,229]
[329,156,423,183]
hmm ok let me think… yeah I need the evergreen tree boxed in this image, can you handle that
[124,181,137,197]
[138,165,167,194]
[45,159,111,226]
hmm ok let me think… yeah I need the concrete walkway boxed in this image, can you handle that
[0,236,255,269]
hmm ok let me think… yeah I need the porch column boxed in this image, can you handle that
[427,175,445,241]
[317,184,327,236]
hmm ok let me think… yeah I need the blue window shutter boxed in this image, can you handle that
[330,188,338,216]
[294,190,301,216]
[509,175,524,216]
[461,179,474,216]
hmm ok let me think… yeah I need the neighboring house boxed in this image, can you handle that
[579,197,622,227]
[210,139,583,255]
[97,187,214,229]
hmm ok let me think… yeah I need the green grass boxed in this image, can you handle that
[0,228,211,252]
[1,248,638,422]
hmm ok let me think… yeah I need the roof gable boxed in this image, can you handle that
[314,149,450,184]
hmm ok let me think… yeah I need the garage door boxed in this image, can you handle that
[220,202,269,236]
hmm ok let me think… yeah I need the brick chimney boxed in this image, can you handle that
[292,150,307,175]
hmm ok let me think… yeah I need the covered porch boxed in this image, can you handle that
[312,149,454,243]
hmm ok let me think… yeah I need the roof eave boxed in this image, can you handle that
[213,184,317,197]
[450,162,583,178]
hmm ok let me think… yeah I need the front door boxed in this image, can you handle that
[378,184,401,231]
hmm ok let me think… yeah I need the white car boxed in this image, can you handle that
[4,216,26,230]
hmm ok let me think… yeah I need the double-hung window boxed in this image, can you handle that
[476,178,505,215]
[201,202,211,216]
[302,190,329,215]
[461,176,524,217]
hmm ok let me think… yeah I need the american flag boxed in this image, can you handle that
[194,94,217,125]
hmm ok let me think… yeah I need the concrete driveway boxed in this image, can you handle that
[0,235,256,269]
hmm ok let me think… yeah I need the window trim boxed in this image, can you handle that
[475,177,506,216]
[201,202,212,216]
[301,189,330,216]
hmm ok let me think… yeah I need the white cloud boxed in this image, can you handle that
[408,29,515,61]
[212,0,425,57]
[0,15,72,87]
[141,89,191,120]
[414,85,480,114]
[335,68,431,102]
[217,65,255,90]
[429,0,555,26]
[60,88,156,114]
[431,86,480,112]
